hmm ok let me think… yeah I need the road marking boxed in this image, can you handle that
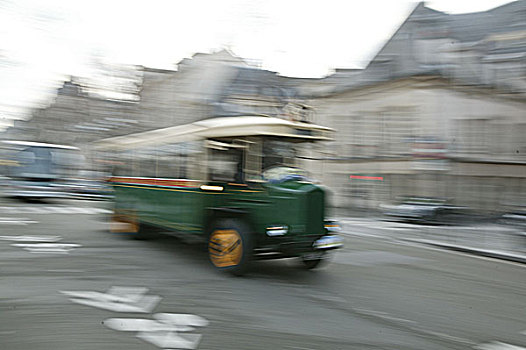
[475,342,526,350]
[12,243,81,254]
[420,329,476,345]
[61,286,162,313]
[104,313,209,350]
[0,217,39,225]
[352,308,416,325]
[0,235,61,242]
[155,314,209,328]
[138,331,201,350]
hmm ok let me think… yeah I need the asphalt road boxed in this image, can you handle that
[0,197,525,350]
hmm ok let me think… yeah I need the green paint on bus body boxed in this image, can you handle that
[111,179,327,256]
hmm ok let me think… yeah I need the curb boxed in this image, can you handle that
[403,239,526,264]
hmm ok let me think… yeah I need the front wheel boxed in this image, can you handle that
[208,219,253,276]
[301,251,328,269]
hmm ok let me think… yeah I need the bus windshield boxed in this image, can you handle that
[262,165,309,183]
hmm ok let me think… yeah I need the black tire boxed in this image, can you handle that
[132,224,152,240]
[208,218,253,276]
[301,251,328,270]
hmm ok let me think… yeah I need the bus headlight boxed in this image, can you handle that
[313,235,343,250]
[200,185,224,191]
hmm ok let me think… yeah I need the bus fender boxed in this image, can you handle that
[205,207,251,232]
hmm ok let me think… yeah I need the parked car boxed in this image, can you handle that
[380,197,468,224]
[1,141,84,200]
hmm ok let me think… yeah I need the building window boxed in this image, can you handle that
[454,119,489,154]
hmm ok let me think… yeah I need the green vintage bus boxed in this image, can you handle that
[95,115,343,274]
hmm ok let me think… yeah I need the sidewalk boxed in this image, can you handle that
[336,215,526,264]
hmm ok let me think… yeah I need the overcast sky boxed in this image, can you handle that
[0,0,515,129]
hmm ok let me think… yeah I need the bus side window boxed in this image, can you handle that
[157,147,174,179]
[209,148,243,183]
[157,143,189,180]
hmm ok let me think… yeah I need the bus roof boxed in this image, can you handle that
[1,140,79,150]
[94,116,333,151]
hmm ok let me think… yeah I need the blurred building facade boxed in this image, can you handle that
[0,58,145,146]
[303,1,526,213]
[1,2,524,213]
[0,50,300,170]
[306,76,525,212]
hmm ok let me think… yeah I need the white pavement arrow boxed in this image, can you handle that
[60,286,162,313]
[137,331,202,350]
[104,313,209,350]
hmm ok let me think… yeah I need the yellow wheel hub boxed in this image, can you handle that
[209,229,243,268]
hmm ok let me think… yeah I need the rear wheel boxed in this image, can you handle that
[208,218,253,276]
[110,209,150,240]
